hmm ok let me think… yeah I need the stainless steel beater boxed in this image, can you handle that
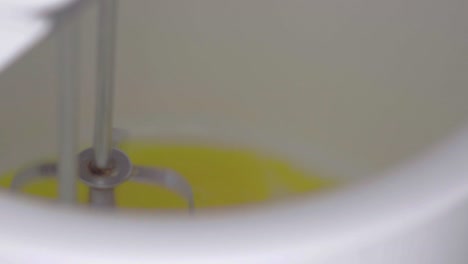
[9,0,194,210]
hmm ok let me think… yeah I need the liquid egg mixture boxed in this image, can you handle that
[0,141,336,208]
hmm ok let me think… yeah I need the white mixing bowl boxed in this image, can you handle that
[0,0,467,263]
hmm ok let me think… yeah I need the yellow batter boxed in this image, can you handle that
[0,141,336,208]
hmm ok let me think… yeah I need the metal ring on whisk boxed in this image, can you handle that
[78,148,133,189]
